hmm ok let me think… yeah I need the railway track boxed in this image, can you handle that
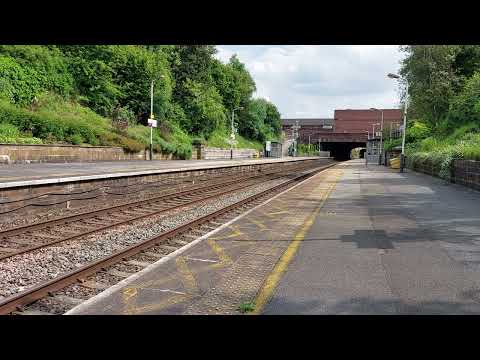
[0,162,315,260]
[0,161,335,315]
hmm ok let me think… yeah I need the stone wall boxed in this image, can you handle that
[0,144,181,163]
[192,144,259,160]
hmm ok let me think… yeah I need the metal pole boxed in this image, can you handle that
[230,108,234,160]
[379,111,384,165]
[150,80,154,161]
[400,81,408,172]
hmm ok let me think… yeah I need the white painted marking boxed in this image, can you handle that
[186,257,218,263]
[65,164,334,315]
[146,289,187,295]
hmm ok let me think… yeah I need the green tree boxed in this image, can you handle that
[59,46,121,116]
[182,79,226,137]
[0,55,42,106]
[447,71,480,125]
[400,45,462,126]
[0,45,74,97]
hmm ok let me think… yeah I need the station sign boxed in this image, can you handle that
[148,119,157,128]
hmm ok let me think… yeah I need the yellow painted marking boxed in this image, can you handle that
[122,287,139,315]
[251,170,343,315]
[260,209,289,219]
[208,226,244,240]
[124,294,191,315]
[176,256,199,293]
[207,238,233,269]
[249,218,268,231]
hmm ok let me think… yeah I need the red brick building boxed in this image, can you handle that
[281,108,403,159]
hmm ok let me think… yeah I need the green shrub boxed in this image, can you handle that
[69,133,84,145]
[119,136,145,153]
[0,122,20,138]
[0,56,42,106]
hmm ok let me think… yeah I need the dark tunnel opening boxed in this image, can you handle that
[320,142,366,161]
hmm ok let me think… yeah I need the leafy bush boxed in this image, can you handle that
[0,56,42,106]
[0,122,43,144]
[0,45,74,97]
[119,136,145,153]
[384,138,402,152]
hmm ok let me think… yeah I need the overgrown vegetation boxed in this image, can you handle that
[237,301,256,313]
[398,46,480,178]
[0,45,282,158]
[297,144,319,156]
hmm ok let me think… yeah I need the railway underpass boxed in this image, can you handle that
[319,141,366,160]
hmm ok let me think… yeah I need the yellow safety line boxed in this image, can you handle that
[207,238,233,269]
[251,170,343,315]
[176,256,199,293]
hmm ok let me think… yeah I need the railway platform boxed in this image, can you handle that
[67,159,480,315]
[0,157,321,189]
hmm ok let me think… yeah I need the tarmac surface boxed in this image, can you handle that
[67,159,480,315]
[0,157,318,188]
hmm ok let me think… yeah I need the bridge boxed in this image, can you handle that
[282,109,403,160]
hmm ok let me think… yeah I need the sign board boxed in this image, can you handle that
[265,141,271,152]
[399,125,404,131]
[147,119,157,128]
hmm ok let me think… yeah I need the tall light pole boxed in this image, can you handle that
[148,75,164,161]
[230,107,242,159]
[388,72,408,172]
[370,108,384,165]
[149,80,154,161]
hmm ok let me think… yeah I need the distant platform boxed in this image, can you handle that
[0,157,326,189]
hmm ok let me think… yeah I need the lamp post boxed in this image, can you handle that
[370,108,384,165]
[230,107,243,159]
[148,75,164,161]
[150,80,156,161]
[388,72,408,172]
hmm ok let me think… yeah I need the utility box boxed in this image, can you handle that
[266,141,282,158]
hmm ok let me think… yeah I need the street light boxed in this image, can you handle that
[370,108,384,165]
[388,72,408,172]
[230,107,243,159]
[148,75,165,161]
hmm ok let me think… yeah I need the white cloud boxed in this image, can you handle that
[215,45,405,118]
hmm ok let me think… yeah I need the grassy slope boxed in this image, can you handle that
[0,94,268,159]
[406,122,480,178]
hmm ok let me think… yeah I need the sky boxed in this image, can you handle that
[215,45,405,119]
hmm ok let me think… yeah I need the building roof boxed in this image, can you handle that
[281,118,334,126]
